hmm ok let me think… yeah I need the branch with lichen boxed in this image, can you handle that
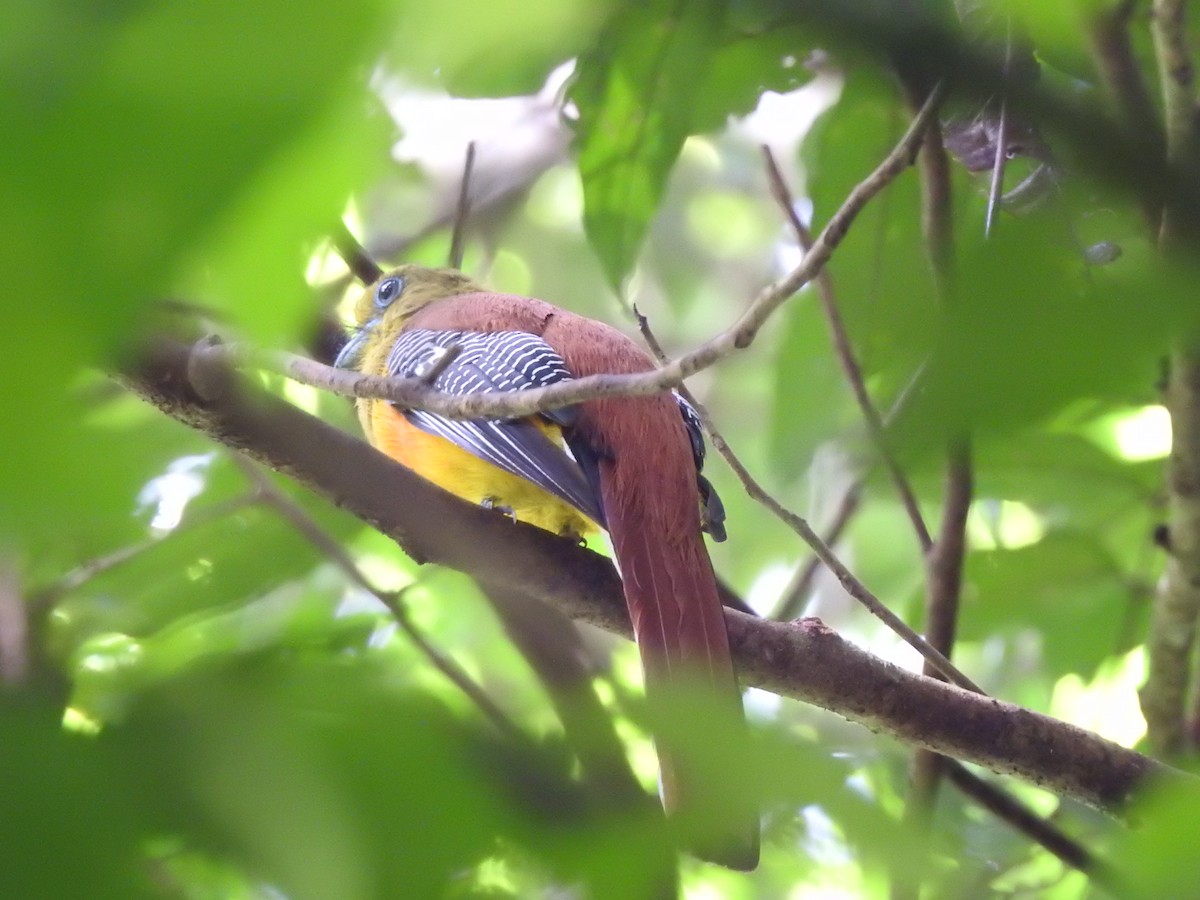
[1140,0,1200,757]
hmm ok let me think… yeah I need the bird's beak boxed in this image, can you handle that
[333,319,378,370]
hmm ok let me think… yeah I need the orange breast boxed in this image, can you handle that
[368,403,598,540]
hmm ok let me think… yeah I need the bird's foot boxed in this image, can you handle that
[559,528,587,548]
[481,497,518,523]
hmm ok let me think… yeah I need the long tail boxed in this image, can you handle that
[600,443,760,870]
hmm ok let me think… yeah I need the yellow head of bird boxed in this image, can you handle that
[335,265,483,372]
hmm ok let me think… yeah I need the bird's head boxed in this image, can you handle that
[335,265,483,371]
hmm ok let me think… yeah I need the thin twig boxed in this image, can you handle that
[229,455,524,742]
[761,145,933,552]
[985,19,1014,237]
[27,493,259,613]
[773,485,862,620]
[943,762,1107,881]
[252,86,944,423]
[448,142,477,270]
[332,221,384,285]
[634,311,982,695]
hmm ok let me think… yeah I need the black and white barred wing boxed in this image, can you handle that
[386,329,606,527]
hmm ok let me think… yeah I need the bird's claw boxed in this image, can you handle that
[481,497,518,523]
[558,528,587,548]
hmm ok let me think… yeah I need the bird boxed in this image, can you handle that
[335,265,758,869]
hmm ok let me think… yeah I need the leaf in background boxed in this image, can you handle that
[0,0,388,541]
[960,530,1135,679]
[800,67,936,380]
[110,656,512,899]
[0,705,146,900]
[892,218,1193,456]
[392,0,606,97]
[571,0,726,288]
[690,24,814,134]
[1110,778,1200,900]
[969,431,1161,528]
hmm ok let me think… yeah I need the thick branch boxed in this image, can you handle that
[115,335,1183,813]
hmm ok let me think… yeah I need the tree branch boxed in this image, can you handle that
[233,87,943,425]
[1142,0,1200,756]
[761,144,932,552]
[895,75,967,899]
[448,141,477,270]
[1089,0,1165,232]
[634,313,979,693]
[113,334,1186,814]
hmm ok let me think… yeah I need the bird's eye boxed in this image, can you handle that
[374,276,405,308]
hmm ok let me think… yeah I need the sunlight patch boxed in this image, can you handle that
[1088,404,1171,462]
[967,500,1046,550]
[137,453,214,532]
[1051,647,1146,746]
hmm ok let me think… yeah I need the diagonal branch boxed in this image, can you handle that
[114,334,1188,815]
[761,145,932,552]
[634,313,979,694]
[448,141,477,270]
[236,86,944,424]
[228,454,524,742]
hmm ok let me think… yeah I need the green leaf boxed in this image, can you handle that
[0,705,147,899]
[800,66,936,389]
[961,531,1135,678]
[0,0,388,542]
[690,24,813,134]
[892,217,1194,455]
[572,0,727,288]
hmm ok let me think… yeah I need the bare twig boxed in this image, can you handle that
[984,19,1015,237]
[332,221,384,285]
[895,75,966,900]
[633,312,981,695]
[773,485,862,620]
[448,142,477,270]
[229,455,524,742]
[761,145,932,552]
[250,86,944,424]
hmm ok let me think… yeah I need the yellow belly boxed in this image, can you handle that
[368,403,599,539]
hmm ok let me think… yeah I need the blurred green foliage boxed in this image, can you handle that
[4,0,1199,896]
